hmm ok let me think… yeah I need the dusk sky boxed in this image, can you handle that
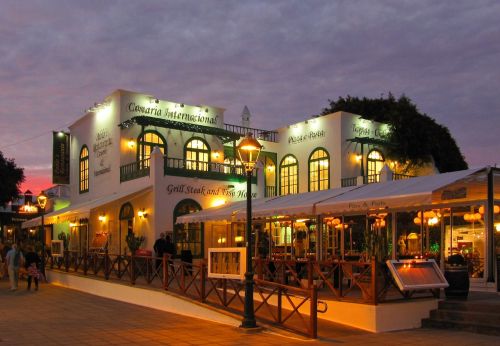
[1,0,499,195]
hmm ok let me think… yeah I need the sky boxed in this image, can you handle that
[0,0,499,195]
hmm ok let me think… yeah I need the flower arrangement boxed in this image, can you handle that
[126,233,145,253]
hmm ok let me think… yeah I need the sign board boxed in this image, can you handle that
[51,240,64,258]
[208,247,246,280]
[386,259,449,291]
[52,131,70,184]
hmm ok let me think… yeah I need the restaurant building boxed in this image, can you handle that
[23,89,500,293]
[23,89,415,260]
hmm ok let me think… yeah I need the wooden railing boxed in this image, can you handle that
[48,250,318,338]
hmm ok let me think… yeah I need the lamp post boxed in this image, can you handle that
[37,191,48,277]
[236,132,262,329]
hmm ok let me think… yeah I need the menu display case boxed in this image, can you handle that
[386,259,449,291]
[208,247,246,280]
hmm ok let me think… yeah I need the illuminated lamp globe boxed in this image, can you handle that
[37,191,48,209]
[236,133,263,171]
[479,205,500,214]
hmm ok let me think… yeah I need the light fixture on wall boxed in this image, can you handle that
[98,213,106,222]
[128,138,135,149]
[212,151,220,159]
[355,154,362,162]
[138,208,148,218]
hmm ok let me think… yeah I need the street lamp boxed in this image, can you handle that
[236,132,262,329]
[37,191,48,277]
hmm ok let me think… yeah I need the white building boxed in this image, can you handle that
[24,89,429,260]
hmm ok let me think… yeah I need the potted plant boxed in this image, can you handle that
[444,253,469,299]
[126,233,146,255]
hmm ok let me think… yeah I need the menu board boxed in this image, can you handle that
[208,247,246,279]
[386,259,449,291]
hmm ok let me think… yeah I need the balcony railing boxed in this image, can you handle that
[265,186,277,197]
[341,173,415,187]
[341,177,358,188]
[120,159,150,182]
[224,123,278,142]
[164,157,250,182]
[393,173,413,180]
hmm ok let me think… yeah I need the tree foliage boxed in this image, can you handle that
[0,151,25,207]
[321,94,468,173]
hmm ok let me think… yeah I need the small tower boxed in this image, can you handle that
[241,105,251,128]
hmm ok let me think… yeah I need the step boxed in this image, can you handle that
[422,318,500,336]
[429,309,500,326]
[438,300,500,314]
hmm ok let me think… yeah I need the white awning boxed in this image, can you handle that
[22,186,152,228]
[252,186,357,219]
[176,186,357,223]
[176,167,487,223]
[315,168,484,215]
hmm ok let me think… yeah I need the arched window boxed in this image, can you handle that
[280,155,298,195]
[79,145,89,193]
[309,148,329,192]
[367,149,385,183]
[185,138,209,171]
[173,199,203,258]
[138,130,166,166]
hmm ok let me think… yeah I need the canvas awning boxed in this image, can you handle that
[22,186,152,228]
[315,168,484,215]
[176,167,487,223]
[176,186,358,223]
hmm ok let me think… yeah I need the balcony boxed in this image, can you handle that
[120,159,150,182]
[341,173,414,187]
[265,186,277,197]
[164,157,251,183]
[224,123,278,143]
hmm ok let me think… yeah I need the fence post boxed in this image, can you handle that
[371,256,377,305]
[104,249,110,280]
[310,286,318,339]
[131,253,135,285]
[163,254,168,290]
[307,258,313,288]
[64,250,69,272]
[200,261,206,303]
[83,250,88,275]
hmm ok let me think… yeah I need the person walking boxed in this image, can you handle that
[153,233,167,269]
[24,245,41,291]
[5,244,24,291]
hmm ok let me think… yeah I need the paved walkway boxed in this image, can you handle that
[1,278,500,345]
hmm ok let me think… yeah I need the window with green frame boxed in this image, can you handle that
[280,154,298,195]
[185,138,209,171]
[367,149,385,183]
[173,199,203,258]
[309,148,329,192]
[79,145,89,193]
[137,130,166,166]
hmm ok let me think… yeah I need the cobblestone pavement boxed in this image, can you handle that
[1,278,499,345]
